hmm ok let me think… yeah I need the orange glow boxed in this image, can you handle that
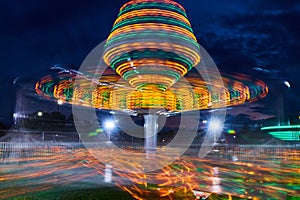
[120,0,187,13]
[113,9,191,27]
[107,23,197,43]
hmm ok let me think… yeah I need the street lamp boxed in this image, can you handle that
[104,120,115,142]
[208,119,223,132]
[57,99,63,112]
[37,111,43,117]
[208,118,224,143]
[57,99,63,105]
[283,81,291,89]
[37,111,44,141]
[277,80,292,125]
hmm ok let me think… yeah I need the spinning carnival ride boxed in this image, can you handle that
[34,0,270,199]
[35,0,268,154]
[36,0,267,114]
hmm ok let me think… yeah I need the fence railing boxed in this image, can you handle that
[0,142,84,162]
[0,142,299,163]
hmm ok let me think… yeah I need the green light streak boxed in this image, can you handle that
[267,131,300,141]
[112,16,192,32]
[227,129,236,134]
[261,125,300,130]
[106,31,199,50]
[110,49,194,71]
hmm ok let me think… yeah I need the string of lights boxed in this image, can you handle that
[35,69,268,112]
[103,0,200,91]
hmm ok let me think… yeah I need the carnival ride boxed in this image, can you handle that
[34,0,269,199]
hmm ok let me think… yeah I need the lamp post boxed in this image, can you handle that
[37,111,43,117]
[57,99,63,113]
[277,80,291,125]
[104,120,115,142]
[37,111,44,142]
[208,118,224,144]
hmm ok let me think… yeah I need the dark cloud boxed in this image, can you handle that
[227,103,275,121]
[248,0,300,10]
[197,10,299,71]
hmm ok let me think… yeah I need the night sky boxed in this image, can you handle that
[0,0,299,125]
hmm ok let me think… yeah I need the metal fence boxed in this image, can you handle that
[208,144,300,163]
[0,142,84,163]
[0,142,299,163]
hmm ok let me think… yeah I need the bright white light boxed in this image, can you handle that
[105,121,115,129]
[57,99,63,105]
[13,113,18,118]
[37,111,43,117]
[283,81,291,88]
[208,119,223,132]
